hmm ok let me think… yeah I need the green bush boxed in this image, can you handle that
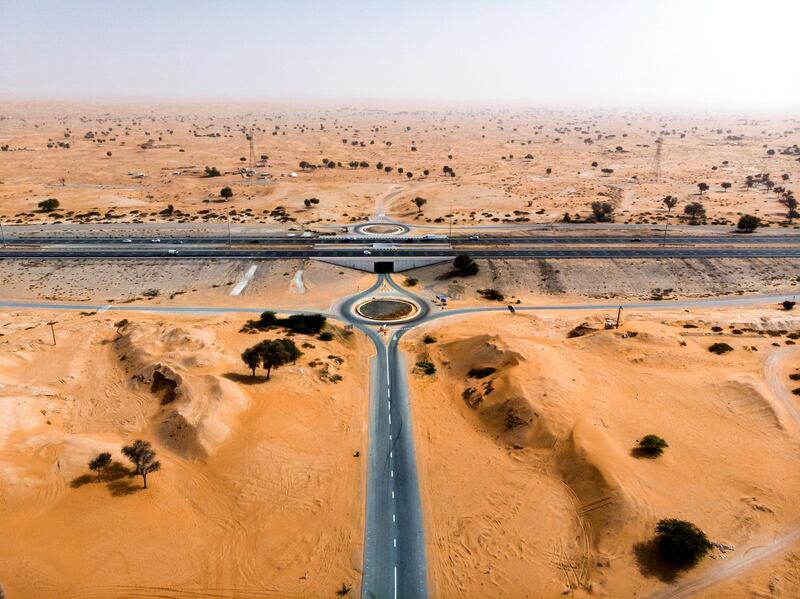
[285,313,327,335]
[422,334,437,344]
[654,519,712,569]
[478,288,505,301]
[635,434,668,458]
[415,361,436,375]
[709,342,733,355]
[318,331,334,341]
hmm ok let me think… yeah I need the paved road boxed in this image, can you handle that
[4,247,800,260]
[339,276,429,599]
[5,234,800,246]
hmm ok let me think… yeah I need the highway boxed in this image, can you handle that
[4,234,800,246]
[3,247,800,260]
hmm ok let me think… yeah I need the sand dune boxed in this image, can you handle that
[406,309,800,597]
[0,311,369,597]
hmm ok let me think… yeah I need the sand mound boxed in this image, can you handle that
[556,418,633,544]
[116,322,248,457]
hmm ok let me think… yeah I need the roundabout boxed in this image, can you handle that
[356,297,418,321]
[354,222,409,236]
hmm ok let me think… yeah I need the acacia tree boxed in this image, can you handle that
[413,197,427,212]
[241,346,261,377]
[591,201,614,222]
[220,186,233,200]
[697,182,709,194]
[654,519,712,570]
[662,195,678,212]
[684,202,706,223]
[121,440,161,489]
[88,452,112,480]
[737,214,760,233]
[720,182,732,192]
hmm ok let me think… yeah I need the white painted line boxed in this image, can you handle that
[388,388,391,398]
[394,538,397,547]
[230,264,258,296]
[387,400,391,410]
[389,413,391,425]
[392,514,396,522]
[389,434,392,441]
[391,469,394,477]
[392,491,395,499]
[394,566,398,599]
[390,451,393,458]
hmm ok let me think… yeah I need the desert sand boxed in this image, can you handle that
[1,102,798,229]
[0,309,370,598]
[404,308,800,597]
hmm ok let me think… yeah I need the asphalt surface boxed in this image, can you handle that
[6,234,800,246]
[341,276,429,599]
[4,247,800,259]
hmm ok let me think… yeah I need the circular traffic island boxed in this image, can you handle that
[355,298,417,321]
[356,223,409,236]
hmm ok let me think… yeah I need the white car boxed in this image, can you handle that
[151,238,161,243]
[363,250,371,255]
[122,238,132,243]
[168,249,179,255]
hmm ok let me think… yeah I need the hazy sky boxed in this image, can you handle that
[1,0,798,110]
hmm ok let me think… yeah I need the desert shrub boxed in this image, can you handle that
[415,361,436,375]
[736,214,760,233]
[318,331,334,341]
[453,254,479,276]
[204,166,221,177]
[653,519,712,569]
[782,300,796,311]
[404,277,419,287]
[709,342,733,354]
[468,367,496,379]
[284,313,327,335]
[38,198,60,212]
[478,288,505,301]
[422,334,437,344]
[635,434,668,458]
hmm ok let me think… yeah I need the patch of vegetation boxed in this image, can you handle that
[203,166,221,177]
[415,361,436,375]
[241,338,303,379]
[633,434,668,458]
[708,342,733,354]
[653,518,712,570]
[242,312,327,335]
[318,331,334,341]
[404,277,419,287]
[38,198,60,212]
[468,367,496,379]
[422,334,437,344]
[477,288,505,301]
[452,254,479,277]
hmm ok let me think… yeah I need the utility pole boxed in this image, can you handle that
[615,306,622,329]
[48,321,57,345]
[661,222,669,247]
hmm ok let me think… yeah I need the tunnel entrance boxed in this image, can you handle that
[374,261,394,273]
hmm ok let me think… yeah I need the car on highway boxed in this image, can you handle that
[630,237,642,242]
[363,250,372,255]
[121,238,132,243]
[469,235,480,240]
[174,240,184,244]
[151,238,161,243]
[168,249,179,255]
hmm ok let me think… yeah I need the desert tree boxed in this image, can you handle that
[736,214,760,233]
[121,440,161,489]
[220,186,233,200]
[241,346,261,377]
[635,435,668,458]
[88,452,112,480]
[697,182,709,194]
[413,197,427,212]
[684,201,706,223]
[653,518,712,570]
[453,254,479,276]
[38,198,60,212]
[256,339,294,379]
[590,201,615,222]
[720,182,732,192]
[662,195,678,212]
